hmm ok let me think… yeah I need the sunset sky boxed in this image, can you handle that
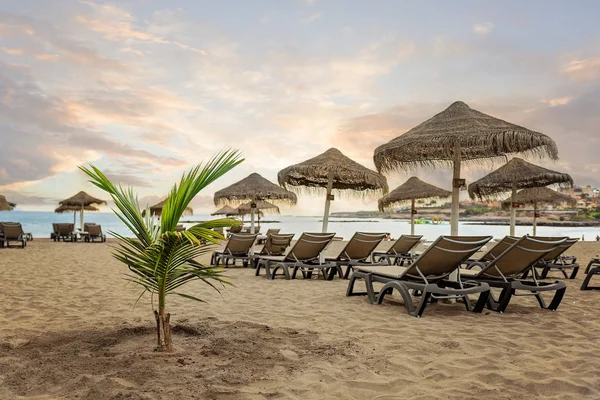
[1,0,599,214]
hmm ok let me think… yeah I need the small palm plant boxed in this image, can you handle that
[80,150,244,352]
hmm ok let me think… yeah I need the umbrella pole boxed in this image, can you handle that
[510,183,517,236]
[80,204,84,231]
[73,211,76,226]
[250,208,256,234]
[450,144,461,236]
[533,201,537,236]
[322,171,334,233]
[410,199,416,236]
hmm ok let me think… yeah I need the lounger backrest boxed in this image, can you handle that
[57,223,74,235]
[87,224,102,236]
[336,232,387,261]
[1,223,23,240]
[404,236,492,280]
[266,228,280,236]
[535,237,579,262]
[479,236,520,262]
[83,223,96,232]
[481,236,568,278]
[224,233,258,255]
[388,235,423,254]
[260,233,295,255]
[284,232,336,262]
[52,223,59,234]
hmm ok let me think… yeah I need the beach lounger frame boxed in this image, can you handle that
[252,233,295,269]
[0,223,27,248]
[347,236,493,317]
[525,238,580,279]
[325,232,389,279]
[372,234,423,266]
[84,224,107,243]
[462,236,568,313]
[256,233,338,280]
[581,258,600,290]
[210,233,258,267]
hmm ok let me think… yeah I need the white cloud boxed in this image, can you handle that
[473,22,494,35]
[302,12,322,24]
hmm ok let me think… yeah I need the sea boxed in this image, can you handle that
[3,211,600,242]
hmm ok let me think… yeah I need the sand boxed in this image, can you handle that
[1,239,600,399]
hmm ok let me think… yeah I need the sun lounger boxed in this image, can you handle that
[325,232,388,279]
[525,237,580,279]
[347,236,493,317]
[54,223,76,242]
[372,234,423,266]
[211,233,258,267]
[461,236,568,312]
[257,228,281,244]
[581,258,600,290]
[347,236,492,317]
[0,223,27,248]
[84,224,106,242]
[256,233,337,280]
[253,233,295,270]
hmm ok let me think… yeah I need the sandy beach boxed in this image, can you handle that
[1,239,600,399]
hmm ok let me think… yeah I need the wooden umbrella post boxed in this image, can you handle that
[250,203,256,234]
[80,203,84,231]
[73,210,76,226]
[410,199,416,236]
[322,171,334,233]
[533,201,538,236]
[510,182,517,236]
[450,143,461,236]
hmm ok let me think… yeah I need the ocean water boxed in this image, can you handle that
[2,211,600,241]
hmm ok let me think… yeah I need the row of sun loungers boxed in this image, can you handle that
[210,230,590,317]
[51,223,106,242]
[0,222,30,248]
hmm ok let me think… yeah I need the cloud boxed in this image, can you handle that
[473,22,494,35]
[301,12,322,24]
[564,57,600,81]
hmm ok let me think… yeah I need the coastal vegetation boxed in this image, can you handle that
[80,150,243,352]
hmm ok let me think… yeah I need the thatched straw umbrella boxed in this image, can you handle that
[378,177,451,235]
[468,158,573,235]
[373,101,558,236]
[501,187,576,235]
[59,191,106,230]
[211,205,239,216]
[214,173,297,234]
[55,204,99,226]
[0,195,15,211]
[142,199,193,218]
[278,148,388,232]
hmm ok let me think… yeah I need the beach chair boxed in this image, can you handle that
[256,233,337,280]
[581,258,600,290]
[325,232,388,279]
[85,224,106,242]
[347,236,493,318]
[525,237,580,279]
[55,223,76,242]
[211,233,258,267]
[461,236,568,312]
[253,233,295,270]
[175,224,186,232]
[257,228,281,244]
[1,223,27,248]
[372,235,423,266]
[463,236,520,267]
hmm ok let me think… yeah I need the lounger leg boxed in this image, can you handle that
[413,291,432,318]
[546,286,566,311]
[585,260,599,274]
[495,287,514,313]
[568,266,579,279]
[291,266,299,280]
[283,265,291,280]
[376,281,415,315]
[255,260,263,276]
[472,290,489,313]
[581,268,600,290]
[343,265,353,280]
